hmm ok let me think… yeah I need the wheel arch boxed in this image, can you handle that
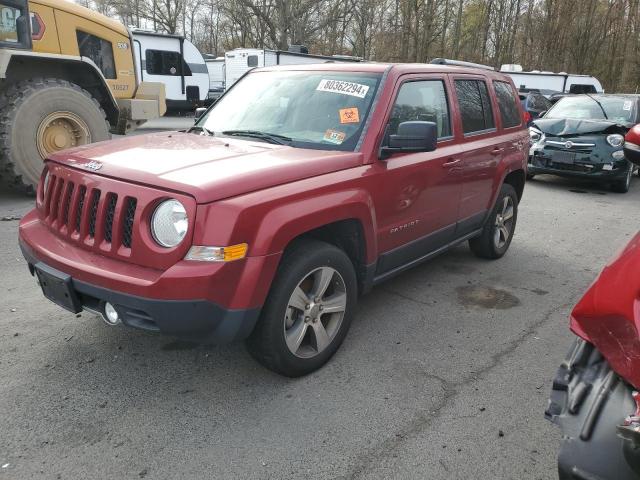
[2,53,119,128]
[248,192,377,294]
[502,168,525,203]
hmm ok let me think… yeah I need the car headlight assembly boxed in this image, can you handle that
[529,127,544,145]
[151,199,189,248]
[606,134,624,148]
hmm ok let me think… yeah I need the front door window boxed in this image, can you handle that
[0,0,29,48]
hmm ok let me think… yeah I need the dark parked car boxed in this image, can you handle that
[519,91,552,125]
[528,94,639,192]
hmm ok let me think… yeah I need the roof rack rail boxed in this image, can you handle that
[430,58,495,71]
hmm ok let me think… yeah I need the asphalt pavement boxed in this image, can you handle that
[1,119,638,479]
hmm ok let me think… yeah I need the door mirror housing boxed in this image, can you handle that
[380,121,438,159]
[194,107,207,122]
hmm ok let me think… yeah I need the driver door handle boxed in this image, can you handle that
[490,147,504,156]
[443,158,462,167]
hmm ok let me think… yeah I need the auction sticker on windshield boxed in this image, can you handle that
[324,129,346,144]
[317,79,370,99]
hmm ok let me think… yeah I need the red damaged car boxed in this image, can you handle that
[546,124,640,478]
[19,61,528,376]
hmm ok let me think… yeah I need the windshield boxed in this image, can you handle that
[546,95,636,124]
[198,70,383,151]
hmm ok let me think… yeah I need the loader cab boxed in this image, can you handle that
[0,0,31,49]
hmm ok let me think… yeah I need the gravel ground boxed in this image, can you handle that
[1,127,637,479]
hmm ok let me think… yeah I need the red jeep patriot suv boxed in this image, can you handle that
[19,60,528,376]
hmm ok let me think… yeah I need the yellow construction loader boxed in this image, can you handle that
[0,0,166,192]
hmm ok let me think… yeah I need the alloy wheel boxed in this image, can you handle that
[283,266,347,358]
[494,196,515,249]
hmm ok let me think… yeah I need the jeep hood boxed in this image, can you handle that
[47,132,363,203]
[570,232,640,389]
[531,118,630,136]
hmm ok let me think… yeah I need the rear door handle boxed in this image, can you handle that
[490,147,504,156]
[443,158,462,167]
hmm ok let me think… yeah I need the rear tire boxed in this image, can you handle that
[246,239,358,377]
[0,78,110,194]
[469,183,518,259]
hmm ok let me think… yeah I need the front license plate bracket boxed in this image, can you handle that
[34,263,82,313]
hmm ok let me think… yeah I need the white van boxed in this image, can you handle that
[132,30,209,110]
[500,65,603,94]
[224,47,361,89]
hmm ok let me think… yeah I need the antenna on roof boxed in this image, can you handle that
[430,58,495,71]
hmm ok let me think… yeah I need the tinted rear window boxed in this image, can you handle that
[494,81,521,128]
[454,80,495,134]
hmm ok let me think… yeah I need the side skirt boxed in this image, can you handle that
[367,228,483,287]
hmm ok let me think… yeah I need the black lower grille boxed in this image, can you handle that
[88,190,101,238]
[104,194,117,243]
[122,198,137,248]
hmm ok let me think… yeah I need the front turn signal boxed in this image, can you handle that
[185,243,248,262]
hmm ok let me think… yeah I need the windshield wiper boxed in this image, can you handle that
[222,129,292,145]
[188,125,215,136]
[585,93,609,120]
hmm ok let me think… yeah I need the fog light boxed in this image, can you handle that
[103,302,121,325]
[612,150,625,160]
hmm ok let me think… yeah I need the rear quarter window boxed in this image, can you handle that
[454,79,495,134]
[494,81,522,128]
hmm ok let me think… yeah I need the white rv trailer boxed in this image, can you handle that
[132,30,210,110]
[500,64,603,94]
[224,47,361,89]
[203,55,225,102]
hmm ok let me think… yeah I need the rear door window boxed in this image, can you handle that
[454,79,495,134]
[387,79,452,139]
[77,31,116,79]
[494,81,522,128]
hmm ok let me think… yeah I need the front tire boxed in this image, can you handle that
[469,183,518,259]
[611,163,633,193]
[246,240,357,377]
[0,78,110,193]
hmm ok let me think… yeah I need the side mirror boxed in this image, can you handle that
[381,121,437,159]
[194,107,207,122]
[624,124,640,167]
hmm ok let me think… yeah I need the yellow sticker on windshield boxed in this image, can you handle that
[324,129,346,144]
[339,107,360,124]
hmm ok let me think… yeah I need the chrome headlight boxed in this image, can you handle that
[151,199,188,248]
[606,134,624,148]
[529,127,544,145]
